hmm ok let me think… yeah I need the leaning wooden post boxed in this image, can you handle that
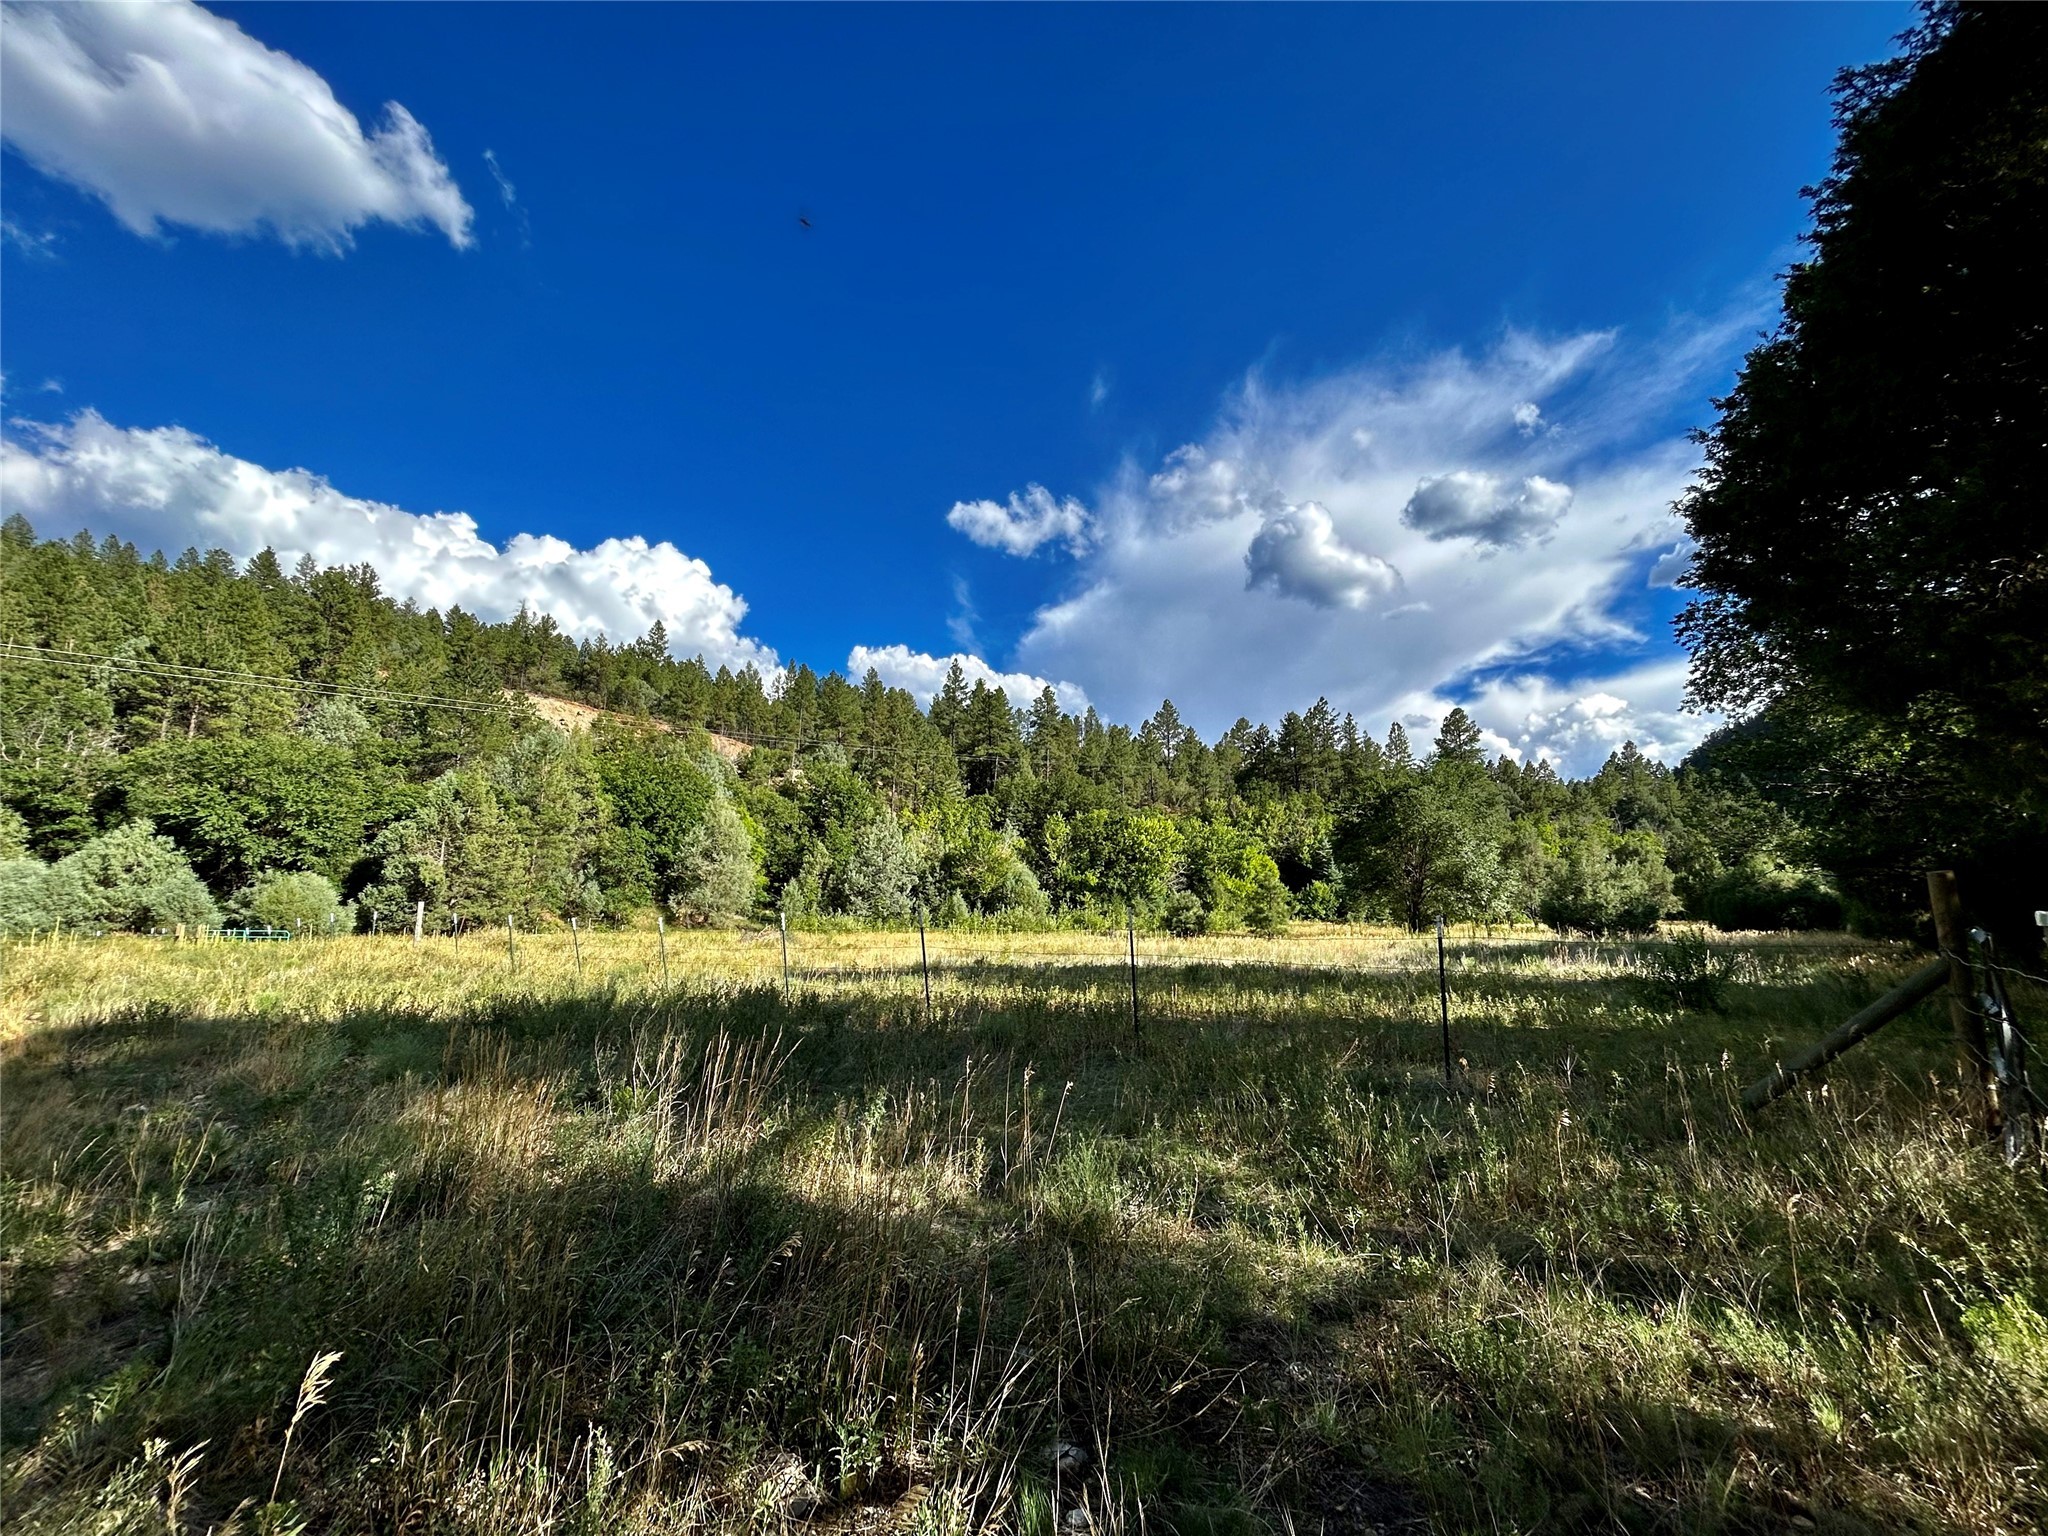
[505,915,517,974]
[1929,869,1999,1139]
[656,911,671,987]
[569,916,583,979]
[1743,959,1950,1111]
[779,910,791,1000]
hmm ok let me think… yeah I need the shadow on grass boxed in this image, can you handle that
[0,964,2012,1535]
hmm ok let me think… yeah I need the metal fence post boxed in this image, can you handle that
[1436,914,1453,1085]
[919,909,933,1023]
[1127,908,1141,1042]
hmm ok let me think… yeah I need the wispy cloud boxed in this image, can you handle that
[482,147,531,248]
[0,0,471,251]
[946,575,980,651]
[0,217,59,259]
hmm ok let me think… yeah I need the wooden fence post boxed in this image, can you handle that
[413,900,424,944]
[656,912,670,987]
[569,916,583,979]
[1928,869,1999,1140]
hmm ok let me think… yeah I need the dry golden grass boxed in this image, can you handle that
[2,925,2043,1534]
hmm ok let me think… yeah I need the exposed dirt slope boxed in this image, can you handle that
[510,691,749,762]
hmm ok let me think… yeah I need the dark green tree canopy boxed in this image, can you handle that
[1678,2,2047,779]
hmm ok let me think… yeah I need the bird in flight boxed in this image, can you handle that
[797,208,815,231]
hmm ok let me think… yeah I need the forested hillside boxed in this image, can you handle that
[0,515,1836,937]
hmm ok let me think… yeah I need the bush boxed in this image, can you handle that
[1699,856,1844,932]
[1292,879,1341,922]
[1537,827,1675,937]
[1243,861,1294,937]
[842,814,917,922]
[0,857,83,935]
[232,871,346,933]
[1642,931,1734,1012]
[52,820,220,932]
[1161,889,1207,939]
[673,797,758,920]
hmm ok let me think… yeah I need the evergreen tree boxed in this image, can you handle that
[54,820,220,932]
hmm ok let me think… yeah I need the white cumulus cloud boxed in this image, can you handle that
[1244,501,1399,609]
[1401,470,1573,548]
[845,644,1089,713]
[1395,658,1717,775]
[0,0,473,250]
[0,410,776,672]
[945,483,1093,558]
[1010,318,1739,742]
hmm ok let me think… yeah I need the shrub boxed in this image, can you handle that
[1293,879,1341,922]
[0,857,84,935]
[1243,860,1294,937]
[232,871,346,933]
[842,814,917,921]
[1699,856,1844,932]
[52,821,220,932]
[1642,931,1734,1012]
[0,806,28,860]
[1537,827,1675,937]
[1161,890,1207,938]
[673,797,758,920]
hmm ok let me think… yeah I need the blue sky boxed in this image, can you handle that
[1,1,1909,769]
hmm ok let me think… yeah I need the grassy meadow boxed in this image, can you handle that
[2,924,2044,1535]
